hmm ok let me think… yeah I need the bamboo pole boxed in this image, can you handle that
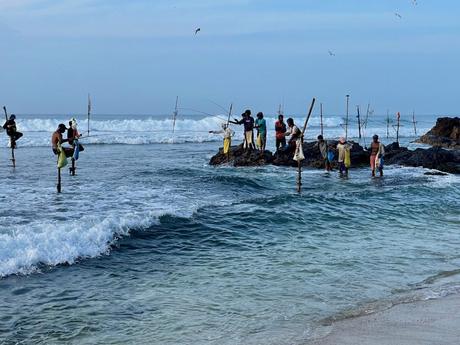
[3,106,16,167]
[320,102,324,137]
[386,109,390,139]
[87,93,91,137]
[70,158,76,176]
[297,98,316,193]
[11,147,15,168]
[345,95,350,141]
[356,105,362,139]
[57,167,62,193]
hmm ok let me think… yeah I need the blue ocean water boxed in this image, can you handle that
[0,113,459,344]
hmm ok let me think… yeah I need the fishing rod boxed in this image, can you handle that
[178,107,228,122]
[208,100,231,115]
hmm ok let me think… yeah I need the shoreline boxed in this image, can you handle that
[306,293,460,345]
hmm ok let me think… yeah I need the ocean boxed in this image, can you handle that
[1,112,459,344]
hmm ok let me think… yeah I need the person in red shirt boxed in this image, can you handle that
[275,114,287,150]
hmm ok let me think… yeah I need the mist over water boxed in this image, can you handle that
[0,114,459,344]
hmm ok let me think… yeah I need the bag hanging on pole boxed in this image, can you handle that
[57,145,68,168]
[293,138,305,161]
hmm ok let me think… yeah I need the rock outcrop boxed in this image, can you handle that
[210,141,460,174]
[417,117,460,149]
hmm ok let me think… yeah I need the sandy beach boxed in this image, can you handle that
[308,294,460,345]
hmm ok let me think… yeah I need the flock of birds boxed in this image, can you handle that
[194,0,420,58]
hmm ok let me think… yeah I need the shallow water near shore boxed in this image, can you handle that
[1,113,459,344]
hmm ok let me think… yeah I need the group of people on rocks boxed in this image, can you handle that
[211,109,386,177]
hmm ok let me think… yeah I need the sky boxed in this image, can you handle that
[0,0,459,116]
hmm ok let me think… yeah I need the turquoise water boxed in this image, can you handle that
[0,114,459,344]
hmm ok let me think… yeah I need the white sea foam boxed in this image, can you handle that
[5,115,432,147]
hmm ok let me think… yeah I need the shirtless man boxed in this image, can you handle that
[51,123,73,157]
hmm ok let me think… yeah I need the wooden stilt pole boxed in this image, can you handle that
[297,160,302,193]
[356,105,362,139]
[345,95,350,141]
[11,145,15,168]
[412,111,417,137]
[396,112,401,144]
[3,106,16,167]
[57,167,62,193]
[320,102,324,137]
[297,98,316,193]
[70,158,76,176]
[386,110,390,139]
[87,93,91,137]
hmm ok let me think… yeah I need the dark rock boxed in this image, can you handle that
[209,144,273,167]
[209,139,460,174]
[385,146,460,174]
[424,171,449,176]
[417,117,460,149]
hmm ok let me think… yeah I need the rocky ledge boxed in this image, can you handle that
[210,141,460,174]
[417,117,459,149]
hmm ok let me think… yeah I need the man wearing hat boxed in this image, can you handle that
[51,123,73,157]
[2,114,23,148]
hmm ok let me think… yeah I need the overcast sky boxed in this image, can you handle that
[0,0,459,116]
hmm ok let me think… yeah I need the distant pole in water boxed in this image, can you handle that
[345,95,350,141]
[412,110,417,137]
[297,98,316,193]
[172,96,179,134]
[320,103,324,137]
[364,103,371,129]
[386,109,390,139]
[3,105,16,168]
[87,93,91,137]
[396,112,401,144]
[356,105,362,139]
[57,167,62,193]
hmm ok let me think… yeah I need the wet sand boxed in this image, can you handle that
[308,294,460,345]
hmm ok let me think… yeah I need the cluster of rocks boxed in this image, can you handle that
[417,117,459,149]
[210,117,460,174]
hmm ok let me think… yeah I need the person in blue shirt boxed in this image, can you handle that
[254,112,267,151]
[230,109,255,150]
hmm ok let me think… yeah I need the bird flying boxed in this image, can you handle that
[195,28,201,35]
[328,50,336,56]
[395,12,402,19]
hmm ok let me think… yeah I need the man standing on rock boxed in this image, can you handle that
[315,135,332,172]
[284,118,301,154]
[370,134,385,177]
[275,114,287,150]
[230,109,255,150]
